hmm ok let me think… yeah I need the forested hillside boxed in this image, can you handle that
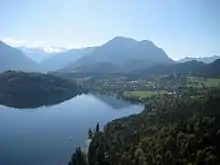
[69,87,220,165]
[0,71,81,108]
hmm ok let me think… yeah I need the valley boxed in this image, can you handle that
[67,72,220,165]
[0,37,220,165]
[1,1,219,165]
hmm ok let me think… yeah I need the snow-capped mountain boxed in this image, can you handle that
[19,46,68,53]
[17,46,68,62]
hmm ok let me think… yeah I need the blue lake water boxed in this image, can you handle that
[0,94,143,165]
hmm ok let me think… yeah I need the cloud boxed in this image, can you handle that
[2,38,46,48]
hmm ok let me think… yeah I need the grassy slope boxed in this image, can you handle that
[123,90,168,99]
[187,76,220,88]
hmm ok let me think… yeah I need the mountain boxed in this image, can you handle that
[204,59,220,77]
[137,59,220,77]
[178,55,220,64]
[145,60,206,75]
[18,46,67,62]
[0,41,39,72]
[60,37,173,73]
[40,47,96,71]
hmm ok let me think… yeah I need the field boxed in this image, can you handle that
[187,77,220,88]
[123,90,168,99]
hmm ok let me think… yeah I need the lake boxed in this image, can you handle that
[0,94,143,165]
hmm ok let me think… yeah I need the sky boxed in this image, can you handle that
[0,0,219,60]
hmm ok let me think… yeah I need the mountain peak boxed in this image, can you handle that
[108,36,137,45]
[141,39,154,44]
[111,36,136,41]
[211,58,220,65]
[107,37,158,49]
[213,55,219,58]
[140,40,157,48]
[61,37,173,73]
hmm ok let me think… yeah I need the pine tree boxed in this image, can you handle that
[96,122,100,132]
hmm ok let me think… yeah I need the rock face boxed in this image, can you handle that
[60,37,173,73]
[0,41,39,72]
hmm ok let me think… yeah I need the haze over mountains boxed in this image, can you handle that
[0,37,219,74]
[137,59,220,78]
[178,55,220,64]
[60,37,173,73]
[18,46,67,62]
[40,47,96,71]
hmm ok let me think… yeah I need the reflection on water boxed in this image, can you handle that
[0,94,143,165]
[93,94,131,110]
[0,92,81,109]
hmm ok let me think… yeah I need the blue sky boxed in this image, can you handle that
[0,0,219,60]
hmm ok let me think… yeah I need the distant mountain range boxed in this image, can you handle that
[18,46,67,62]
[138,59,220,77]
[0,41,95,72]
[0,41,39,72]
[178,55,220,64]
[1,37,219,75]
[6,36,174,73]
[60,37,173,73]
[40,47,96,71]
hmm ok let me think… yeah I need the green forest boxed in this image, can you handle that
[0,71,82,108]
[68,84,220,165]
